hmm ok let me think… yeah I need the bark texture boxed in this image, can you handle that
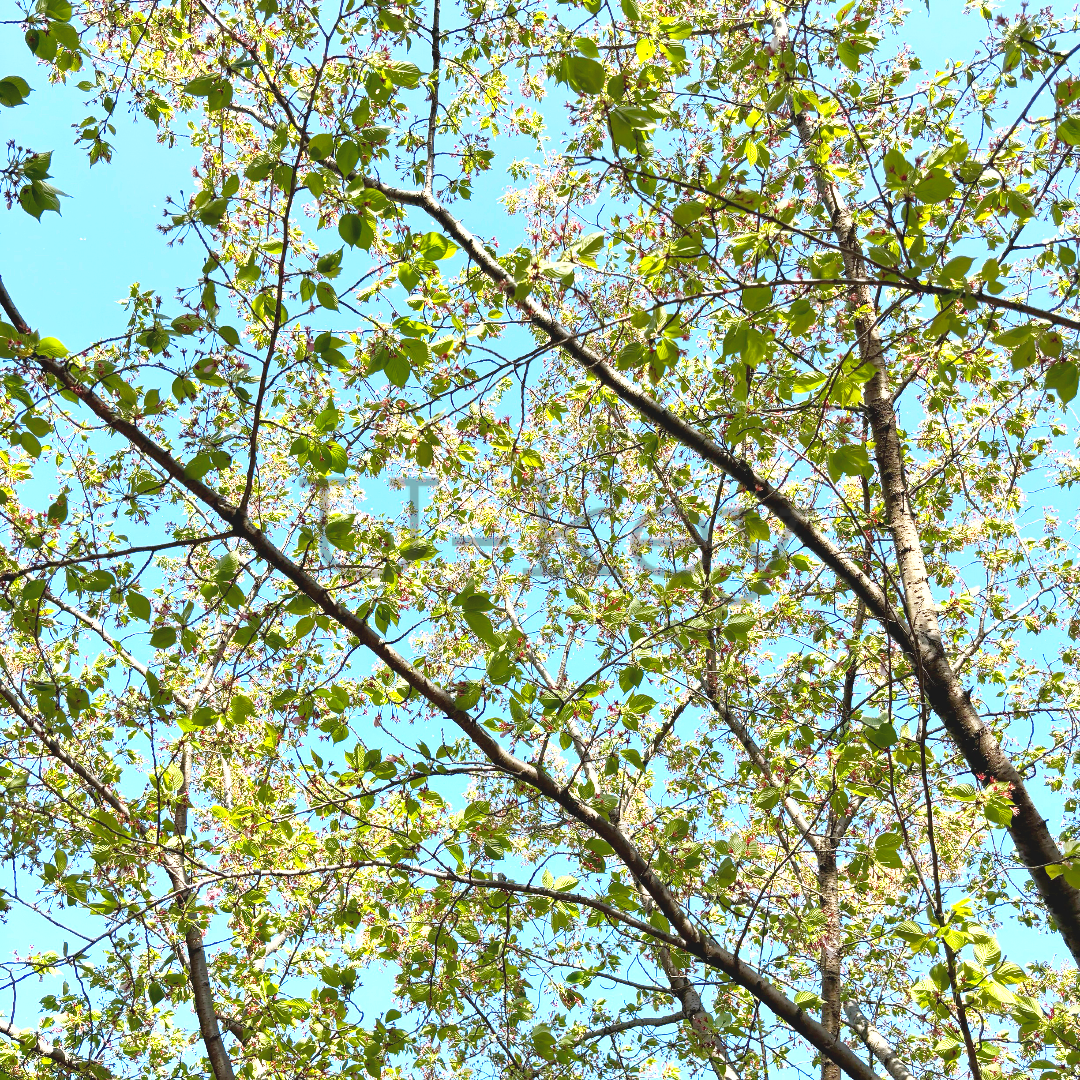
[844,1004,914,1080]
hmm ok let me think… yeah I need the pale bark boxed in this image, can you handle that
[658,948,743,1080]
[843,1004,913,1080]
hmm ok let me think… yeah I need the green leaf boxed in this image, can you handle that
[150,627,177,649]
[245,154,273,181]
[1056,78,1080,107]
[399,337,427,368]
[893,920,927,946]
[21,578,48,602]
[487,650,513,684]
[316,281,338,310]
[19,177,63,219]
[791,371,826,393]
[883,146,915,189]
[566,55,606,95]
[198,198,229,227]
[229,693,256,723]
[335,140,359,177]
[608,105,656,150]
[215,551,239,581]
[753,785,782,810]
[455,682,483,710]
[864,720,897,748]
[358,125,392,144]
[0,76,31,108]
[837,40,861,71]
[417,232,458,261]
[1039,330,1064,358]
[45,491,66,523]
[183,74,218,96]
[913,170,955,204]
[456,591,494,611]
[786,299,817,337]
[938,255,974,285]
[1057,118,1080,146]
[307,133,334,160]
[742,511,770,542]
[722,611,755,643]
[126,591,151,621]
[463,609,500,647]
[35,336,67,358]
[742,284,773,312]
[207,80,233,111]
[324,513,357,551]
[384,350,410,388]
[185,75,232,110]
[672,200,706,226]
[874,832,904,868]
[398,538,438,561]
[383,60,422,88]
[1045,360,1078,404]
[170,314,203,335]
[338,212,372,249]
[827,443,873,482]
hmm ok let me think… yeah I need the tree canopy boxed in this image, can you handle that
[2,1,1080,1078]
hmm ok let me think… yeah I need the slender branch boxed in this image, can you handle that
[566,1010,686,1047]
[43,590,193,711]
[502,593,601,792]
[0,682,138,827]
[706,692,825,859]
[651,277,1080,336]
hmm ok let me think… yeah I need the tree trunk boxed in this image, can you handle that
[819,836,841,1080]
[792,108,1080,964]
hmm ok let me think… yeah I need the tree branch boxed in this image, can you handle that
[0,274,31,334]
[843,1004,913,1080]
[566,1010,686,1047]
[0,1018,113,1077]
[792,99,1080,963]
